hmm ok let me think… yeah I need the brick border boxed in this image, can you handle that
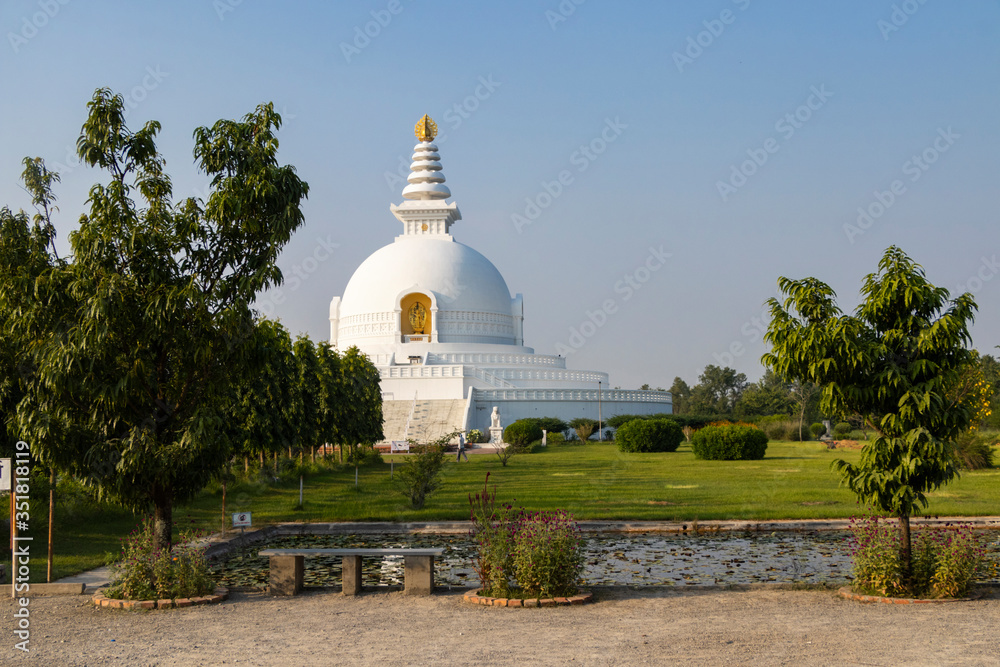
[91,587,229,610]
[837,586,985,604]
[462,589,592,607]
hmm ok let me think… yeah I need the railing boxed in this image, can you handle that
[474,389,672,403]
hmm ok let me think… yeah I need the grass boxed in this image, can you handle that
[183,440,1000,526]
[22,440,1000,581]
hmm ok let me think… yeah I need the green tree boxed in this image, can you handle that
[687,365,747,415]
[734,370,794,419]
[227,319,301,472]
[668,377,690,414]
[762,246,977,589]
[2,89,309,551]
[569,417,598,442]
[293,335,323,460]
[336,346,384,461]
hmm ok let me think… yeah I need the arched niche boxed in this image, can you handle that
[400,292,432,340]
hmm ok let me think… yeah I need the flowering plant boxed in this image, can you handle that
[106,517,215,600]
[469,474,584,598]
[850,515,986,598]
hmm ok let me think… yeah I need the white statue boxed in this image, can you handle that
[490,406,501,429]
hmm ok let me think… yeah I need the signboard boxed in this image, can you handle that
[0,458,10,492]
[390,441,410,453]
[232,512,252,528]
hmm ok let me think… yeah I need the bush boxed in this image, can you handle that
[810,422,826,439]
[512,510,584,598]
[106,518,214,601]
[467,429,486,444]
[394,447,446,509]
[850,515,986,598]
[758,418,788,441]
[545,432,566,446]
[950,431,995,470]
[522,417,569,435]
[616,418,683,453]
[504,420,543,446]
[691,424,768,460]
[346,445,383,466]
[569,418,598,442]
[469,474,584,599]
[833,422,852,438]
[848,429,867,441]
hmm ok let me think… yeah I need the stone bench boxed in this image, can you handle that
[258,548,445,596]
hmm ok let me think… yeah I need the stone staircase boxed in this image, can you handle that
[379,399,467,445]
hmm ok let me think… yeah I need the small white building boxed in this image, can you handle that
[330,116,670,443]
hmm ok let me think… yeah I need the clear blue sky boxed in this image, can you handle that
[2,0,998,389]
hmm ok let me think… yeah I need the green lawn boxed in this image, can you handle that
[21,440,1000,581]
[184,440,1000,525]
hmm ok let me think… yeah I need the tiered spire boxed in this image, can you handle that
[401,114,451,201]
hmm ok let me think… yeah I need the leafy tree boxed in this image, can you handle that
[734,371,794,420]
[687,365,747,415]
[336,345,384,461]
[293,334,323,460]
[762,246,978,589]
[227,319,301,472]
[788,379,819,441]
[521,416,568,435]
[668,377,690,414]
[569,417,598,442]
[1,89,309,551]
[315,342,344,461]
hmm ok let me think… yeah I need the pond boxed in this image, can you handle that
[212,530,1000,590]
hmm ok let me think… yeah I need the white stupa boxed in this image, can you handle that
[330,116,670,443]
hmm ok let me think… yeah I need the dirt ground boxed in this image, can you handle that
[2,586,999,666]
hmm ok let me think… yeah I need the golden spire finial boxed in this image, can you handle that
[415,114,437,142]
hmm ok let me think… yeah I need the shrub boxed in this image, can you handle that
[522,417,569,435]
[467,429,486,444]
[545,431,566,446]
[950,431,995,470]
[691,424,768,460]
[850,515,986,598]
[616,418,683,453]
[758,419,788,441]
[833,422,852,438]
[469,473,521,599]
[810,422,826,439]
[569,418,598,442]
[848,429,867,441]
[468,474,584,599]
[346,445,383,466]
[512,510,584,598]
[504,420,543,446]
[394,446,446,509]
[106,518,214,601]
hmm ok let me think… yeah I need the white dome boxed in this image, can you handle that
[336,236,519,348]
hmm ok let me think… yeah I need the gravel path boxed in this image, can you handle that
[3,587,999,666]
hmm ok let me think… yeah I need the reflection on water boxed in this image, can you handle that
[212,531,1000,590]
